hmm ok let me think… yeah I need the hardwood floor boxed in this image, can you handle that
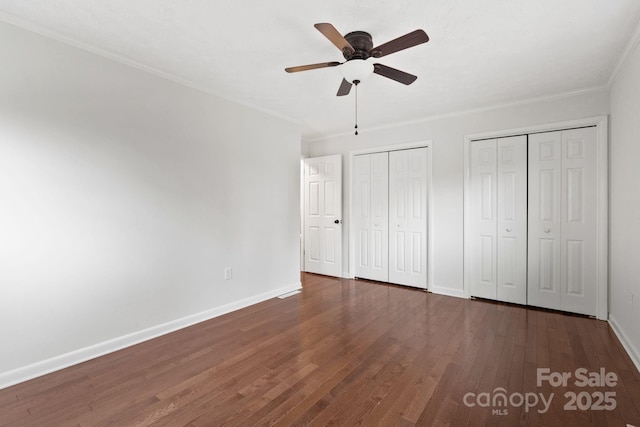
[1,273,640,426]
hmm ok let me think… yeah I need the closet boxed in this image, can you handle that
[468,126,600,316]
[353,147,428,289]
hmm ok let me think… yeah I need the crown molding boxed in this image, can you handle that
[608,18,640,87]
[0,11,300,127]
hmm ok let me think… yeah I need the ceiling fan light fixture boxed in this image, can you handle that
[340,59,374,84]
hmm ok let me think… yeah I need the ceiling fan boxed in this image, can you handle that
[285,23,429,96]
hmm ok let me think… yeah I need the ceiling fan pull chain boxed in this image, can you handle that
[354,81,359,136]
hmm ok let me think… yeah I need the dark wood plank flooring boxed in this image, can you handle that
[1,273,639,426]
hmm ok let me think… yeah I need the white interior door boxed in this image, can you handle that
[353,154,372,279]
[388,148,428,288]
[354,153,389,281]
[469,136,527,303]
[369,153,389,282]
[496,136,527,304]
[528,131,563,310]
[560,127,597,315]
[469,139,498,299]
[304,155,342,277]
[528,128,597,315]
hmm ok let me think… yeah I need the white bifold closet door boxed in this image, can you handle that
[528,128,597,316]
[353,147,428,288]
[469,135,527,304]
[388,148,428,288]
[353,152,389,282]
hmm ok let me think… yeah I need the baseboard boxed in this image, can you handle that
[608,314,640,374]
[429,285,466,299]
[0,282,301,390]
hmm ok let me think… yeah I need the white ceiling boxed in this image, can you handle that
[1,0,640,141]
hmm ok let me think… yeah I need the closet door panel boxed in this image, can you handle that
[560,127,597,315]
[389,148,428,288]
[407,152,427,281]
[353,154,372,278]
[496,136,527,304]
[370,152,389,281]
[528,131,562,310]
[469,140,498,299]
[389,150,409,284]
[353,152,389,282]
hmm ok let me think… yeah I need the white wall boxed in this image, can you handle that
[609,37,640,369]
[0,20,301,387]
[305,90,610,297]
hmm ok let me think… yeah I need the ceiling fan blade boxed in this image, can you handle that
[314,23,355,55]
[285,61,341,73]
[371,29,429,58]
[373,64,418,85]
[336,78,353,96]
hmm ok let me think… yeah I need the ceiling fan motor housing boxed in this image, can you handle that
[343,31,381,60]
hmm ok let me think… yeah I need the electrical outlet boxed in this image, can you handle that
[224,267,232,280]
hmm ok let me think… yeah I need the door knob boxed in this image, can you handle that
[506,228,512,232]
[334,219,341,224]
[544,228,551,233]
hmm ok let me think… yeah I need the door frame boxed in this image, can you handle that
[348,140,434,289]
[463,116,608,320]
